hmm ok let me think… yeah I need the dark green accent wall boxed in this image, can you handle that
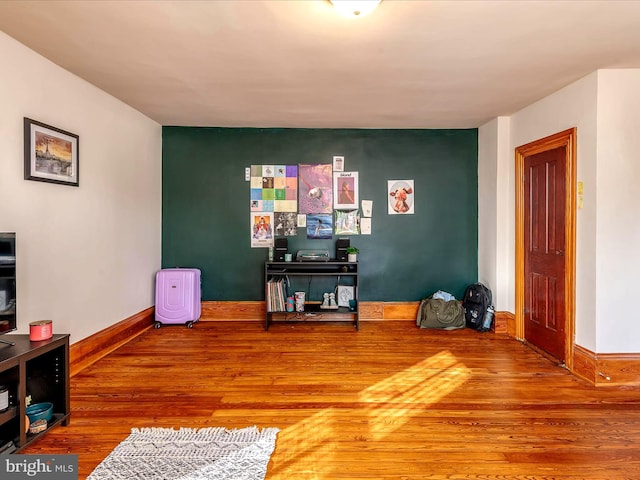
[162,128,478,302]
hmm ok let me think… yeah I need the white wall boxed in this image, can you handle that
[506,72,599,351]
[480,69,640,353]
[595,70,640,353]
[0,32,162,344]
[477,119,498,297]
[478,116,511,311]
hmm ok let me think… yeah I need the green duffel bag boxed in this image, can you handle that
[416,298,465,330]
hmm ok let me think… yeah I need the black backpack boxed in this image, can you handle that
[462,283,493,331]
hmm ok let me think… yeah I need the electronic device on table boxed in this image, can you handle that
[296,249,330,262]
[0,232,16,346]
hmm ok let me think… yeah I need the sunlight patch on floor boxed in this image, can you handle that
[269,350,470,478]
[271,408,339,480]
[359,350,471,439]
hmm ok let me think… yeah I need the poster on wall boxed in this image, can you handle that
[388,180,415,215]
[251,212,274,248]
[306,213,333,239]
[361,200,373,217]
[334,209,360,235]
[274,212,297,236]
[361,217,372,234]
[333,172,358,209]
[250,165,297,213]
[298,163,333,214]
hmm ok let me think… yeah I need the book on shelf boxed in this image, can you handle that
[266,278,286,313]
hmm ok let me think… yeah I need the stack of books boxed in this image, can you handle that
[266,278,286,312]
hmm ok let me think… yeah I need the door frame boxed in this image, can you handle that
[515,128,577,369]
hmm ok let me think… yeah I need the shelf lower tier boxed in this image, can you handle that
[19,412,70,451]
[0,406,18,425]
[269,304,356,315]
[265,304,359,331]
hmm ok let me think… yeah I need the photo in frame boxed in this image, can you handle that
[24,118,79,187]
[337,285,355,308]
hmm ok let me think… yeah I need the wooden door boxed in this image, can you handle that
[524,147,566,361]
[515,128,576,367]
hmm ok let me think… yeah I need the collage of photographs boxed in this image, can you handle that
[250,156,414,248]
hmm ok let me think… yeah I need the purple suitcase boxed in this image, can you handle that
[154,268,201,328]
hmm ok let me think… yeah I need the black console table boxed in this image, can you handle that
[0,334,70,452]
[265,261,359,331]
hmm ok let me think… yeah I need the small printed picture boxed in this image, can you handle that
[306,213,333,239]
[274,212,297,236]
[361,200,373,217]
[388,180,415,215]
[334,209,360,235]
[333,156,344,172]
[251,212,274,248]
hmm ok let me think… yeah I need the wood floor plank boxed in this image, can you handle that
[22,321,640,479]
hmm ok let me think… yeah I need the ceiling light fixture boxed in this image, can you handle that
[330,0,382,17]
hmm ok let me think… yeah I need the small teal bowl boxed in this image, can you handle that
[26,402,53,424]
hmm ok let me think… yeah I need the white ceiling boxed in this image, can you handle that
[2,0,640,129]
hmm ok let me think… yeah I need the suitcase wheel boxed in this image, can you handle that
[186,321,194,329]
[154,322,162,329]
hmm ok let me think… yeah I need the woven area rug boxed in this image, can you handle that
[87,426,280,480]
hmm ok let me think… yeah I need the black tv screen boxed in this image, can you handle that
[0,233,16,334]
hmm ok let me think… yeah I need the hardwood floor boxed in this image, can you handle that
[23,321,640,479]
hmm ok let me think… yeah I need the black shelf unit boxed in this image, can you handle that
[0,259,16,334]
[0,334,70,451]
[265,261,359,331]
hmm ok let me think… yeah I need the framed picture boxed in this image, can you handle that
[337,285,355,307]
[24,118,79,187]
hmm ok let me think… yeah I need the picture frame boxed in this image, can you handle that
[24,118,79,187]
[337,285,355,307]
